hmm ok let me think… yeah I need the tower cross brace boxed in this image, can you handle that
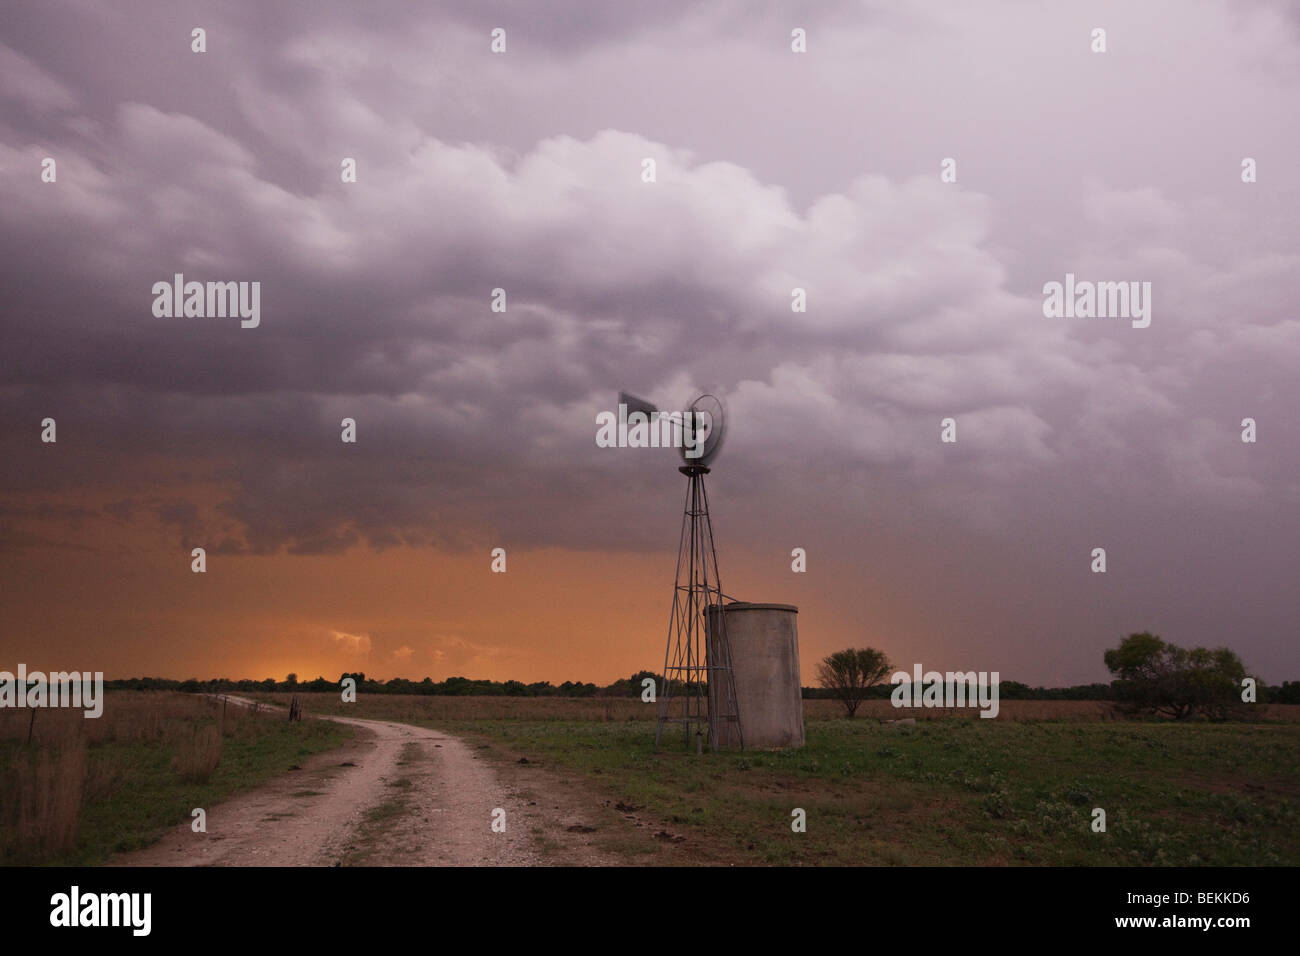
[655,464,742,752]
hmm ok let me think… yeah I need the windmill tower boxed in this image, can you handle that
[618,391,742,753]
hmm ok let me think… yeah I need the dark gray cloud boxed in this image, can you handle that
[1,0,1297,682]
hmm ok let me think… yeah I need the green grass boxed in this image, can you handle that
[337,798,409,867]
[431,717,1300,866]
[237,692,1300,865]
[0,698,353,865]
[73,722,352,864]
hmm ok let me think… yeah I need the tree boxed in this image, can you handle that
[1104,632,1249,720]
[1274,681,1300,705]
[817,648,893,718]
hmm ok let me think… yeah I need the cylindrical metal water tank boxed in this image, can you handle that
[705,602,803,749]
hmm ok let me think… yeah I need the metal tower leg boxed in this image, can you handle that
[655,466,742,751]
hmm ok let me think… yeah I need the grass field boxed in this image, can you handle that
[244,694,1300,724]
[262,693,1300,866]
[0,692,353,865]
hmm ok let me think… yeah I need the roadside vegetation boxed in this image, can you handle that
[0,692,352,864]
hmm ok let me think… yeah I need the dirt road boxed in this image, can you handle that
[118,699,612,867]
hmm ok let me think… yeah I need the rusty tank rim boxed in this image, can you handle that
[713,602,798,613]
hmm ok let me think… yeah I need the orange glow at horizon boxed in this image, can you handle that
[1,540,879,688]
[0,478,921,688]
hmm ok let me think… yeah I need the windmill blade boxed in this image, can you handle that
[682,393,726,466]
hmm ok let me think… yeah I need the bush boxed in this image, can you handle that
[1104,632,1251,720]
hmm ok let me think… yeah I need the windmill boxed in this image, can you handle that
[617,390,742,753]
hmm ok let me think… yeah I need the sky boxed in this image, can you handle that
[1,0,1297,687]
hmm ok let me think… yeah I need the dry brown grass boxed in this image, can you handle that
[809,699,1300,722]
[0,693,204,862]
[0,692,353,865]
[255,692,1300,724]
[171,724,223,783]
[0,690,232,746]
[261,693,656,723]
[0,692,274,862]
[9,740,86,860]
[805,698,1123,722]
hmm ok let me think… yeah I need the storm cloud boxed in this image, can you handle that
[1,0,1297,683]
